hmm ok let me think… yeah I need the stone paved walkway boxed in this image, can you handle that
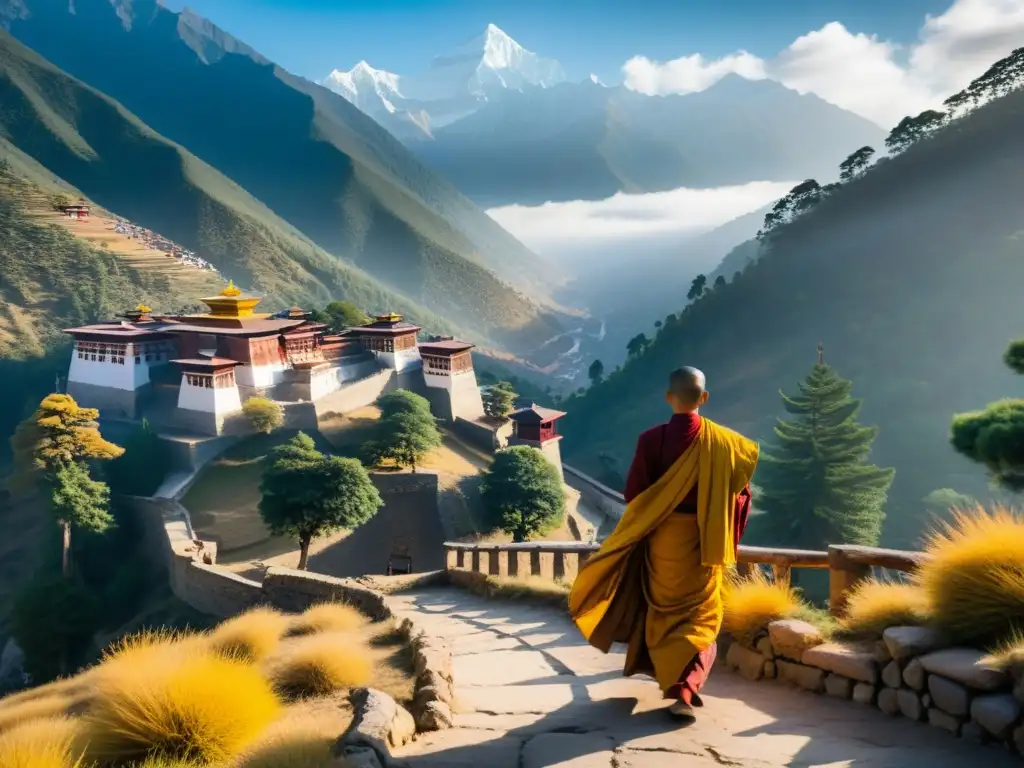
[388,587,1021,768]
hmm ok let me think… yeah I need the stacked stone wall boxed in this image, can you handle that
[723,620,1024,751]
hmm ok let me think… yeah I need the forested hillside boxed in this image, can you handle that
[0,0,565,352]
[560,75,1024,548]
[0,30,474,336]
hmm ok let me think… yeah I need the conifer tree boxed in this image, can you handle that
[753,350,895,550]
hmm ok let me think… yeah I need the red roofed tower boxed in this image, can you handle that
[507,403,567,479]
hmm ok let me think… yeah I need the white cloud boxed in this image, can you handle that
[486,181,794,254]
[622,0,1024,127]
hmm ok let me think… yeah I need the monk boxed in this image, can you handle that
[569,366,758,719]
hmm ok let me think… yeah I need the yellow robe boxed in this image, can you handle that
[568,417,759,691]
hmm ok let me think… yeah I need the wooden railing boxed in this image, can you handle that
[443,541,930,617]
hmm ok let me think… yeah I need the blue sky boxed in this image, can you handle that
[161,0,951,82]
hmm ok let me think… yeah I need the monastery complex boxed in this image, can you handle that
[62,282,567,473]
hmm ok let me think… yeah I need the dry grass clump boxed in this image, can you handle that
[207,608,290,663]
[0,716,84,768]
[914,504,1024,647]
[266,632,373,700]
[456,572,571,609]
[838,579,932,639]
[982,630,1024,677]
[0,694,87,735]
[236,727,335,768]
[285,603,366,638]
[81,650,280,764]
[723,567,805,646]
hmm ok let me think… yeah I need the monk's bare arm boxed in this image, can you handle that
[623,433,652,503]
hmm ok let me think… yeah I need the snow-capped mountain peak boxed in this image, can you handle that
[318,23,567,137]
[320,60,403,113]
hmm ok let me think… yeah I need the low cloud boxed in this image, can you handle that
[622,0,1024,127]
[487,181,794,255]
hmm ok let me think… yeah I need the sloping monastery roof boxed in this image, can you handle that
[508,404,567,424]
[171,357,241,368]
[419,339,474,355]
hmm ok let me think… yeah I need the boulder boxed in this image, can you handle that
[878,687,900,716]
[903,658,926,691]
[776,660,825,693]
[928,675,970,716]
[927,708,962,735]
[756,636,775,660]
[768,619,824,660]
[1015,725,1024,753]
[897,688,925,722]
[881,660,903,689]
[960,722,989,744]
[824,674,852,699]
[918,648,1007,691]
[801,643,878,684]
[416,701,454,732]
[727,642,765,682]
[882,626,944,661]
[873,640,892,664]
[852,682,876,706]
[970,693,1021,740]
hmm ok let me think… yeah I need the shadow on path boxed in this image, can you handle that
[393,588,1020,768]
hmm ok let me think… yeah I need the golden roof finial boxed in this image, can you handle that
[220,280,241,298]
[136,304,152,313]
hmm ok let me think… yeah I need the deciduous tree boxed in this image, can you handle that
[259,432,382,569]
[483,381,517,420]
[10,394,123,576]
[243,396,284,434]
[838,146,876,182]
[686,274,707,301]
[951,339,1024,492]
[587,360,605,385]
[311,300,370,333]
[481,446,565,542]
[626,333,650,359]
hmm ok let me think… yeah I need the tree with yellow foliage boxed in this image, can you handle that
[10,394,124,576]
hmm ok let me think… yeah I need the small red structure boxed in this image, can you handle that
[507,404,566,445]
[61,204,90,221]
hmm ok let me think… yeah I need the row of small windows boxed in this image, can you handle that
[75,341,170,365]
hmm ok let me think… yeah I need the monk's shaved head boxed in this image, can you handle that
[668,366,707,406]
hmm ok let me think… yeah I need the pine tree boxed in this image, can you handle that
[753,355,895,551]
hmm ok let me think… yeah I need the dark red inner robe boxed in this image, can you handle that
[624,411,752,705]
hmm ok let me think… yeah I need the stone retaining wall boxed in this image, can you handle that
[723,620,1024,753]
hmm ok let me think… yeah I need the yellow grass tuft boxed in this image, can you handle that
[982,630,1024,677]
[267,632,373,700]
[285,603,367,638]
[723,567,804,646]
[0,716,84,768]
[237,728,336,768]
[208,607,290,663]
[0,695,86,735]
[82,650,281,763]
[838,579,931,638]
[914,504,1024,646]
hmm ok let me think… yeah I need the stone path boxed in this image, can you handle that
[388,587,1021,767]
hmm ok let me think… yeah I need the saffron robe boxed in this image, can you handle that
[569,415,759,693]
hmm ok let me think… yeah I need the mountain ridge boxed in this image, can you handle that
[1,0,567,352]
[558,83,1024,547]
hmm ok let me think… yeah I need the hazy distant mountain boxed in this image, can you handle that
[323,26,885,206]
[320,24,566,140]
[560,84,1024,547]
[416,75,887,206]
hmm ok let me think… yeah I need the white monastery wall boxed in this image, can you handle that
[377,348,422,372]
[236,361,289,389]
[177,378,242,415]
